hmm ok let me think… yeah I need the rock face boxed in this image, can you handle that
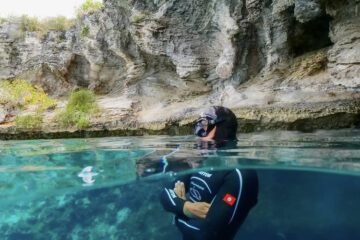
[0,107,6,123]
[0,0,359,139]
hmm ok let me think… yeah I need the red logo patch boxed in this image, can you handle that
[223,193,236,206]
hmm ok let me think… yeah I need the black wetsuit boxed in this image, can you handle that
[160,169,259,240]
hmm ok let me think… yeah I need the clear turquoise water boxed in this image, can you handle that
[0,129,359,239]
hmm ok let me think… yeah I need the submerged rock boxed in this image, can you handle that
[116,208,131,224]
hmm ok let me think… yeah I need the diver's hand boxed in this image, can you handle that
[183,201,211,219]
[174,181,186,200]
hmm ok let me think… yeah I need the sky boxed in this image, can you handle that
[0,0,91,19]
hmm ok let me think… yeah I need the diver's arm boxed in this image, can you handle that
[160,188,210,219]
[160,174,190,218]
[174,170,243,240]
[202,169,243,229]
[183,201,211,219]
[160,187,187,217]
[173,178,211,219]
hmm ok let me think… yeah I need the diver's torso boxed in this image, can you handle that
[187,170,229,203]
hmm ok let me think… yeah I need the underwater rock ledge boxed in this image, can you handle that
[0,99,359,140]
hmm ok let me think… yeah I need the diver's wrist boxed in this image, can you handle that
[183,201,192,218]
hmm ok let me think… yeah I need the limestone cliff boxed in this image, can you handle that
[0,0,359,139]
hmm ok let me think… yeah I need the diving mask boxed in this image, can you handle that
[194,117,217,137]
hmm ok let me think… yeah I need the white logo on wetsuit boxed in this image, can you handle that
[190,187,201,201]
[169,189,177,199]
[199,171,212,178]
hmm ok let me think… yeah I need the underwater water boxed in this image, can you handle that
[0,129,359,240]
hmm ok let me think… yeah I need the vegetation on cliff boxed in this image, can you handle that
[76,0,103,18]
[56,89,99,129]
[14,115,43,128]
[0,79,101,130]
[0,0,103,39]
[0,79,56,127]
[0,17,7,24]
[80,25,90,37]
[0,79,56,111]
[133,13,150,23]
[6,15,75,39]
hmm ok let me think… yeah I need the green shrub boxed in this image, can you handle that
[0,17,7,24]
[55,37,65,43]
[43,16,75,31]
[37,16,75,38]
[14,114,42,128]
[76,0,103,18]
[56,110,81,127]
[81,26,90,37]
[0,79,56,128]
[56,89,98,129]
[77,115,90,129]
[7,15,74,39]
[133,14,148,23]
[19,15,41,32]
[0,79,56,111]
[67,89,97,112]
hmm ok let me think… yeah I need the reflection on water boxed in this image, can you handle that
[0,129,359,239]
[0,129,359,200]
[78,166,98,186]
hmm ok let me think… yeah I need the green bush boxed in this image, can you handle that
[8,15,74,39]
[77,115,90,129]
[133,14,148,23]
[43,16,75,31]
[56,110,85,128]
[14,114,42,128]
[0,79,56,128]
[37,16,75,38]
[56,89,98,129]
[81,26,90,37]
[76,0,103,18]
[0,17,7,24]
[0,79,56,111]
[19,15,41,32]
[67,89,97,112]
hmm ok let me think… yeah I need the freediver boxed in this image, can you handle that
[160,106,259,240]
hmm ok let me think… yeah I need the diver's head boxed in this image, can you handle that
[194,106,237,141]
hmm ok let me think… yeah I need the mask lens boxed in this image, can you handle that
[194,117,216,137]
[200,119,208,127]
[194,123,207,137]
[198,128,207,137]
